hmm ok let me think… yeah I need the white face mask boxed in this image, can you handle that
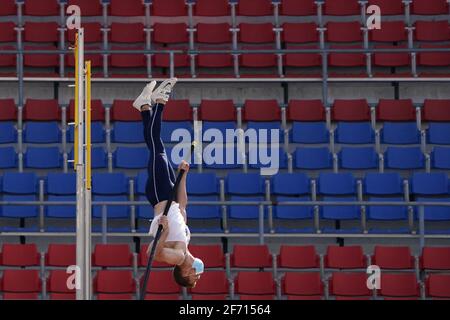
[192,258,204,275]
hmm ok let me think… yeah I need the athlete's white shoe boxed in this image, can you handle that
[132,80,156,111]
[151,77,178,105]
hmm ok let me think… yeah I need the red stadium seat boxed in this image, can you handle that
[189,271,229,295]
[370,21,407,42]
[278,245,320,269]
[282,272,323,299]
[284,45,321,68]
[418,44,450,67]
[196,23,231,44]
[152,46,190,68]
[1,243,39,267]
[280,0,316,16]
[68,99,105,122]
[199,100,236,121]
[379,273,420,299]
[197,46,234,69]
[3,292,39,300]
[0,0,16,16]
[377,99,416,121]
[94,270,135,294]
[423,99,450,121]
[188,244,226,268]
[24,0,59,16]
[139,244,172,268]
[110,23,145,44]
[152,0,187,16]
[287,100,326,121]
[0,22,16,43]
[326,22,363,43]
[372,246,415,270]
[195,0,230,16]
[67,23,102,43]
[1,270,41,293]
[415,21,450,42]
[237,0,273,16]
[47,270,76,298]
[373,44,410,68]
[24,22,59,43]
[0,45,16,68]
[161,100,192,121]
[67,0,102,16]
[97,293,134,300]
[282,23,318,43]
[330,272,372,298]
[239,23,275,44]
[93,244,133,267]
[231,245,272,268]
[153,23,188,44]
[24,45,59,68]
[240,45,277,68]
[325,246,367,269]
[0,99,17,121]
[329,45,365,67]
[368,0,404,15]
[234,272,275,297]
[46,244,76,267]
[109,0,145,16]
[111,100,141,121]
[141,271,181,296]
[243,100,281,121]
[23,99,60,121]
[426,274,450,299]
[421,247,450,270]
[332,99,370,121]
[324,0,360,15]
[411,0,449,15]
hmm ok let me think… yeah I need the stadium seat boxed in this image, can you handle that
[325,246,367,269]
[238,24,276,71]
[231,245,272,268]
[68,122,104,143]
[236,0,273,16]
[234,272,275,299]
[373,44,410,68]
[372,246,415,270]
[67,22,102,43]
[226,173,264,196]
[423,99,450,121]
[415,21,450,42]
[24,0,59,16]
[329,272,372,299]
[287,100,326,121]
[141,270,181,298]
[194,0,230,16]
[2,172,37,195]
[186,173,221,222]
[339,147,379,170]
[294,147,333,170]
[385,147,425,170]
[428,123,450,145]
[418,44,450,67]
[94,270,135,298]
[426,274,450,299]
[368,0,404,15]
[69,147,107,169]
[282,272,323,300]
[109,0,145,16]
[0,22,16,43]
[23,122,60,144]
[326,22,363,43]
[381,122,420,144]
[45,173,76,219]
[199,100,236,121]
[432,147,450,169]
[151,0,187,16]
[67,0,102,16]
[188,244,225,268]
[0,147,17,168]
[162,100,192,121]
[323,0,360,15]
[1,270,41,295]
[332,100,370,121]
[24,99,60,121]
[411,173,448,196]
[421,247,450,271]
[23,22,59,69]
[282,23,319,44]
[112,122,144,143]
[411,0,449,15]
[0,0,16,16]
[93,244,133,267]
[291,122,329,144]
[24,147,61,169]
[0,99,16,121]
[153,23,188,45]
[370,21,407,42]
[280,0,316,16]
[196,23,231,46]
[284,44,322,69]
[47,270,76,300]
[189,271,229,297]
[111,100,141,121]
[0,122,16,144]
[110,23,146,69]
[1,243,39,267]
[377,99,416,121]
[328,44,365,68]
[278,245,320,269]
[335,122,375,144]
[68,99,105,122]
[114,147,149,169]
[379,273,420,299]
[45,244,76,267]
[161,121,193,143]
[92,173,128,195]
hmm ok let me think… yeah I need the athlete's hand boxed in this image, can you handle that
[159,215,169,231]
[179,160,190,173]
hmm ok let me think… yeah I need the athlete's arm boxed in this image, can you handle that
[153,216,185,265]
[177,160,189,223]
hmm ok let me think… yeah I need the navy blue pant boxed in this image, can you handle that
[141,103,176,207]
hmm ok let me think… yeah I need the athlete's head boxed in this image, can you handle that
[173,257,203,288]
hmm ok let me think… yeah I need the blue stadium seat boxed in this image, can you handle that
[385,147,425,170]
[186,173,221,221]
[45,173,77,219]
[23,122,60,143]
[428,123,450,145]
[24,147,61,169]
[318,173,356,195]
[226,173,264,195]
[161,121,193,143]
[68,122,105,143]
[69,147,108,169]
[202,146,245,169]
[415,197,450,222]
[92,173,128,195]
[248,147,288,170]
[1,172,38,220]
[228,195,265,220]
[381,122,420,144]
[271,173,310,196]
[432,147,450,169]
[0,122,17,143]
[46,195,76,219]
[411,173,448,195]
[92,195,130,219]
[202,122,237,142]
[274,196,314,220]
[0,147,17,168]
[335,122,375,144]
[294,147,333,170]
[246,122,282,143]
[321,196,360,221]
[112,122,144,143]
[290,122,329,144]
[114,147,149,169]
[2,194,38,218]
[339,147,378,170]
[366,197,408,221]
